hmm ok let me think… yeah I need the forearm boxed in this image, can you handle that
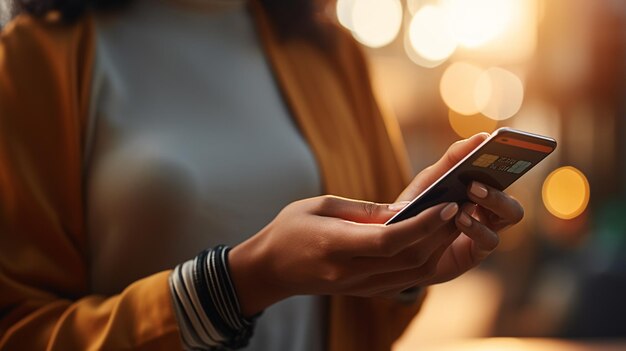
[1,271,180,350]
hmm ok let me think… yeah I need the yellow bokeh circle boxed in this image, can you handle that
[351,0,403,48]
[475,67,525,120]
[409,5,457,62]
[442,0,515,48]
[542,166,590,220]
[440,62,486,115]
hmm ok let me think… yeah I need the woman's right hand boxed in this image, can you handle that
[228,195,461,317]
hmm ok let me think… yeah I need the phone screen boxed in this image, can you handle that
[386,128,556,225]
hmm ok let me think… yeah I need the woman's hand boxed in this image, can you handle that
[422,180,524,285]
[395,133,525,286]
[229,195,461,317]
[229,133,525,317]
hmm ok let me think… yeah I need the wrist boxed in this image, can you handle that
[228,235,291,317]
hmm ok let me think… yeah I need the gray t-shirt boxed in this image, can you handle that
[85,1,324,349]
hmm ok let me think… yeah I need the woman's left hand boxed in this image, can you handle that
[393,133,524,287]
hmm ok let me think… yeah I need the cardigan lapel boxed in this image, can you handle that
[249,1,375,201]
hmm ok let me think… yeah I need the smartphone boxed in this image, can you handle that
[386,127,557,225]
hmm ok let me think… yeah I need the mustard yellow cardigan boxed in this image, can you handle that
[0,3,423,350]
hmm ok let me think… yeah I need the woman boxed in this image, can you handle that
[0,0,523,349]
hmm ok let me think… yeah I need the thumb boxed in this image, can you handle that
[440,132,490,170]
[396,133,489,202]
[315,196,405,224]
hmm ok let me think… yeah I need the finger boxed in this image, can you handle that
[471,205,508,233]
[336,202,459,257]
[466,181,524,228]
[349,220,459,275]
[421,233,475,285]
[455,203,500,258]
[353,246,448,296]
[311,195,399,224]
[396,133,490,202]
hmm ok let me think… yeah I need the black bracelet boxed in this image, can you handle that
[169,245,259,350]
[214,245,257,348]
[195,249,235,338]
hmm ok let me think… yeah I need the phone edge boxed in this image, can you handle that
[384,128,557,225]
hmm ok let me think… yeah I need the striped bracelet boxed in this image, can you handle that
[169,245,257,349]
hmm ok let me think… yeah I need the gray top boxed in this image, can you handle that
[84,1,324,349]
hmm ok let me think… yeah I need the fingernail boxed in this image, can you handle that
[388,201,410,211]
[440,203,459,221]
[470,182,488,199]
[459,211,472,227]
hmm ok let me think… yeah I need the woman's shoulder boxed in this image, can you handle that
[1,13,94,76]
[0,13,95,150]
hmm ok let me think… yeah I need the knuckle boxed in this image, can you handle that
[318,195,338,210]
[321,264,344,284]
[361,201,378,219]
[475,226,499,252]
[490,192,525,225]
[282,199,302,214]
[316,235,334,257]
[420,165,435,176]
[373,226,388,239]
[373,235,388,255]
[471,223,499,251]
[291,197,322,215]
[374,232,396,257]
[445,142,464,164]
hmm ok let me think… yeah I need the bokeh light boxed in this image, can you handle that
[448,110,498,138]
[440,62,487,115]
[442,0,515,48]
[404,30,447,68]
[475,67,524,120]
[336,0,356,30]
[408,5,457,62]
[542,166,590,220]
[351,0,403,48]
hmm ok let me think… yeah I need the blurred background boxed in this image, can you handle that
[330,0,626,349]
[2,0,625,349]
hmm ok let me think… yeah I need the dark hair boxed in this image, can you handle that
[17,0,332,43]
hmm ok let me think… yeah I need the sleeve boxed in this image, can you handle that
[0,15,182,350]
